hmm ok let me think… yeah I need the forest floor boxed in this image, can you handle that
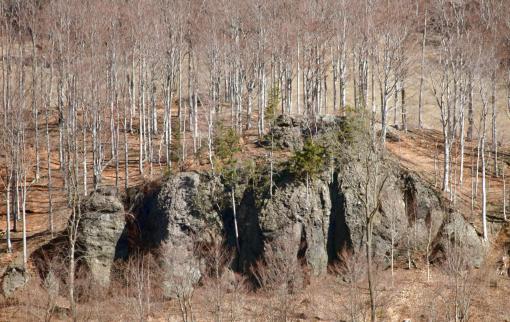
[1,262,509,321]
[386,128,510,247]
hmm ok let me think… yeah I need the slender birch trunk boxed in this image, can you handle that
[503,168,507,221]
[418,11,427,129]
[491,72,498,176]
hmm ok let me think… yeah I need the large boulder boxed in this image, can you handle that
[23,111,488,299]
[432,212,486,268]
[76,188,127,287]
[258,115,447,266]
[262,114,344,151]
[264,115,307,150]
[402,172,444,250]
[159,226,202,299]
[1,265,29,298]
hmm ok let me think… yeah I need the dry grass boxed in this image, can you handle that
[1,263,509,321]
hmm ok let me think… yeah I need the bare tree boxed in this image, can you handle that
[372,0,410,145]
[334,251,368,322]
[357,138,388,322]
[251,237,302,321]
[441,216,478,322]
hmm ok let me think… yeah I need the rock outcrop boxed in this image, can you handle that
[251,161,445,272]
[123,115,480,294]
[257,178,331,275]
[1,265,29,298]
[136,172,224,298]
[76,188,127,287]
[31,115,484,296]
[262,114,344,151]
[432,212,486,268]
[334,163,446,264]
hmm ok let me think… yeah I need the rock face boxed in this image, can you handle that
[36,115,483,296]
[432,212,486,268]
[257,178,331,275]
[334,163,445,263]
[76,188,127,287]
[1,266,29,297]
[125,115,482,294]
[251,162,445,272]
[402,172,445,249]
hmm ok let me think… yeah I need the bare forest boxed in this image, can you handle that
[1,0,510,321]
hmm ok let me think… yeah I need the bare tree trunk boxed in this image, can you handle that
[491,72,498,176]
[258,65,266,136]
[443,136,451,193]
[504,168,507,221]
[46,75,54,234]
[393,79,399,126]
[390,214,396,286]
[286,61,292,115]
[366,220,376,322]
[323,73,328,115]
[332,47,338,113]
[129,52,136,133]
[46,103,54,236]
[124,88,129,190]
[418,11,427,129]
[21,167,27,268]
[92,92,102,190]
[148,72,155,178]
[401,81,407,132]
[232,187,240,254]
[81,108,88,194]
[507,68,510,116]
[31,34,40,180]
[139,56,145,175]
[353,53,358,110]
[466,75,473,141]
[115,94,120,189]
[339,6,347,114]
[426,219,432,282]
[178,46,183,133]
[297,40,301,115]
[5,179,12,252]
[189,48,197,154]
[246,79,253,129]
[68,208,78,321]
[481,93,489,241]
[380,89,389,146]
[481,137,488,241]
[2,40,12,252]
[370,64,376,141]
[168,53,176,167]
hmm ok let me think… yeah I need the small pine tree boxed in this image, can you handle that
[289,139,328,180]
[266,85,280,123]
[171,130,183,163]
[214,124,241,164]
[214,123,241,186]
